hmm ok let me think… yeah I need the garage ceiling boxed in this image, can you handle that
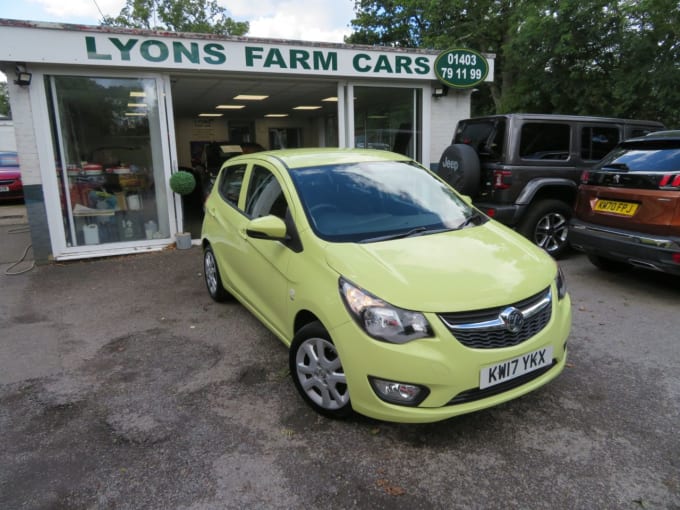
[169,74,340,120]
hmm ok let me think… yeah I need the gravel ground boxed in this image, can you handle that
[1,247,678,509]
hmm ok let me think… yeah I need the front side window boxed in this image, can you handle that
[47,75,169,247]
[519,123,571,161]
[290,161,479,243]
[245,165,288,219]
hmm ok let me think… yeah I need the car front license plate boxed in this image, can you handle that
[0,186,9,192]
[594,199,638,216]
[480,346,553,389]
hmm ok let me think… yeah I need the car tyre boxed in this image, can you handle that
[518,199,572,258]
[587,254,629,272]
[437,143,481,196]
[289,321,352,419]
[203,245,231,302]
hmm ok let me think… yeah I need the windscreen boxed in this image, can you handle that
[290,160,480,243]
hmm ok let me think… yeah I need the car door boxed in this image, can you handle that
[204,161,251,295]
[229,162,295,339]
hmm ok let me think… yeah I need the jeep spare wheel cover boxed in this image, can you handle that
[438,143,480,196]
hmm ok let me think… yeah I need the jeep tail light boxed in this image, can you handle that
[580,170,590,184]
[485,208,496,218]
[673,253,680,264]
[493,170,512,190]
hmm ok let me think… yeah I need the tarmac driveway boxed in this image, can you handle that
[1,247,678,509]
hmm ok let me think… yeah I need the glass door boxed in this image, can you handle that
[47,75,171,248]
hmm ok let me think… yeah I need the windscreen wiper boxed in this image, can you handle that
[601,163,630,172]
[359,226,429,243]
[456,211,487,230]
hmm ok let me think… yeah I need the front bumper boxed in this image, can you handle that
[569,219,680,275]
[329,289,571,423]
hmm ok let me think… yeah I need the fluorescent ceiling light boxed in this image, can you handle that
[367,114,388,119]
[265,114,288,118]
[216,105,246,110]
[127,103,147,108]
[129,91,146,97]
[293,106,322,110]
[125,112,146,117]
[199,113,223,117]
[322,97,338,102]
[234,94,268,100]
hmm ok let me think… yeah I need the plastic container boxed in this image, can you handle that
[83,224,99,245]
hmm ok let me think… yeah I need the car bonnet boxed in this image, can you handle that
[324,221,555,313]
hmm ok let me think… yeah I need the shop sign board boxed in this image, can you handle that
[434,48,489,88]
[0,23,493,83]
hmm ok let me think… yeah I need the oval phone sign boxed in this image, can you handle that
[434,48,489,88]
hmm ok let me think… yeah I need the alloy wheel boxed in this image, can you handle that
[294,337,349,411]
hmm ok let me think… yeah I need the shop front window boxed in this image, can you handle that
[353,86,420,159]
[47,75,170,248]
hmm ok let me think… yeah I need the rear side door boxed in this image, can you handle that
[204,161,250,294]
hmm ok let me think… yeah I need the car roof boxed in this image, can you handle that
[643,130,680,138]
[231,148,413,170]
[620,135,680,146]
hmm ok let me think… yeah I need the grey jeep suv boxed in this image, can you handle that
[438,113,663,257]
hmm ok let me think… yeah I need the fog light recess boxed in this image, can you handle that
[369,377,429,406]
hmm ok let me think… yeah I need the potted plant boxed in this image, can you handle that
[169,170,197,249]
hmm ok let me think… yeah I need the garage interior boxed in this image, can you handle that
[170,73,341,235]
[170,74,419,236]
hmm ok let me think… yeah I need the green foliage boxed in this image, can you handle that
[0,81,10,117]
[348,0,680,127]
[170,170,196,195]
[102,0,249,36]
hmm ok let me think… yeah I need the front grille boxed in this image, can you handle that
[446,360,556,406]
[438,287,552,349]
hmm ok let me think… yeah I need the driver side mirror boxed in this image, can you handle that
[246,215,288,241]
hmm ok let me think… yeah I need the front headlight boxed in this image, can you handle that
[556,266,568,300]
[339,278,432,344]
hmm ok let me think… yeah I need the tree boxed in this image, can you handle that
[346,1,528,115]
[102,0,249,36]
[347,0,680,127]
[0,81,10,118]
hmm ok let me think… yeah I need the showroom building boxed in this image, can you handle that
[0,19,493,262]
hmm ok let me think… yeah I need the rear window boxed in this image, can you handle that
[0,154,19,166]
[519,123,571,161]
[581,126,619,161]
[453,119,505,160]
[596,140,680,172]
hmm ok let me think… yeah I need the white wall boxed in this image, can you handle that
[428,89,472,168]
[2,71,40,185]
[254,117,320,150]
[173,117,230,168]
[0,119,16,151]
